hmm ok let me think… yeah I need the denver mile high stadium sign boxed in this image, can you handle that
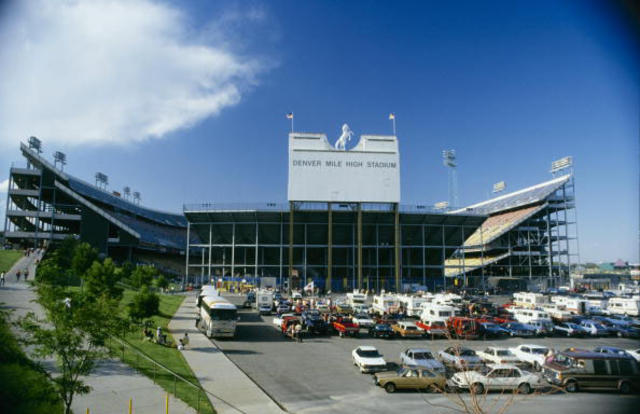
[287,124,400,203]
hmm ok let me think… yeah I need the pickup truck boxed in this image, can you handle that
[301,310,328,334]
[447,317,480,340]
[416,320,448,338]
[331,315,359,337]
[392,321,425,338]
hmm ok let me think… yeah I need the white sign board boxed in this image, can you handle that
[287,132,400,203]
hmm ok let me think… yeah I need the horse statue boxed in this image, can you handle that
[334,124,354,151]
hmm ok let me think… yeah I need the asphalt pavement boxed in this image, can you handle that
[212,294,640,414]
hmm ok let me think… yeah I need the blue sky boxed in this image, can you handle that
[0,0,638,262]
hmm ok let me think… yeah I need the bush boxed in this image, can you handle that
[127,286,160,320]
[130,265,155,288]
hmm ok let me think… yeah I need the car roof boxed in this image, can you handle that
[405,348,432,353]
[358,345,378,351]
[595,346,625,352]
[485,346,510,351]
[518,344,548,349]
[561,350,633,360]
[487,363,520,369]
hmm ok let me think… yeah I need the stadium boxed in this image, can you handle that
[3,132,578,292]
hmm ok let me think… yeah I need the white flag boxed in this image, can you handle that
[304,281,314,292]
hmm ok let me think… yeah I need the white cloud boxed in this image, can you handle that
[0,179,8,194]
[0,0,267,148]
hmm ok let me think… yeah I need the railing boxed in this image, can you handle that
[108,335,248,414]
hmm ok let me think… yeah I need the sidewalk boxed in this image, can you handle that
[169,297,286,414]
[0,263,195,414]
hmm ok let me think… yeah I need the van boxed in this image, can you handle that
[607,297,640,317]
[543,350,640,393]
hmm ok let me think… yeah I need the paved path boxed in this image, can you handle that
[169,295,286,414]
[0,254,195,414]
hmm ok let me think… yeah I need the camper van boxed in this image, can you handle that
[346,291,367,307]
[606,297,640,317]
[255,289,274,315]
[419,303,460,323]
[372,295,400,315]
[539,303,573,322]
[513,292,548,309]
[511,307,554,335]
[551,296,588,315]
[432,293,463,307]
[397,295,428,317]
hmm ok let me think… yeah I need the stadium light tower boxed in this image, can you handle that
[53,151,67,171]
[550,156,573,176]
[434,201,449,211]
[492,181,506,193]
[133,191,141,205]
[95,172,108,190]
[442,150,459,208]
[123,186,131,200]
[28,136,42,154]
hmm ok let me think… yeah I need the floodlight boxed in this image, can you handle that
[123,186,131,199]
[28,136,42,153]
[492,181,506,193]
[133,191,141,204]
[53,151,67,170]
[442,150,457,167]
[95,172,108,189]
[434,201,449,210]
[550,156,572,173]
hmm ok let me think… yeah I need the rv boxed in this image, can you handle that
[346,291,367,307]
[432,293,463,307]
[551,295,588,315]
[371,295,400,315]
[255,289,274,315]
[513,292,548,308]
[606,297,640,317]
[419,303,460,323]
[397,295,428,317]
[539,303,573,322]
[511,307,554,335]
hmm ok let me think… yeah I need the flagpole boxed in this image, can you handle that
[392,117,396,136]
[291,116,294,133]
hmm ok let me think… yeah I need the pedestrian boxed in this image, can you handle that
[295,322,303,343]
[24,269,29,280]
[16,270,21,281]
[0,272,5,287]
[156,326,162,343]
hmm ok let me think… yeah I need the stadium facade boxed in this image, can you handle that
[3,140,190,272]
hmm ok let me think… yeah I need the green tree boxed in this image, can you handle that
[155,275,169,292]
[130,265,155,288]
[19,286,122,414]
[83,258,123,301]
[71,242,98,279]
[127,286,160,321]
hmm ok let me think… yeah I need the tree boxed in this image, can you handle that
[155,275,169,292]
[19,286,122,414]
[130,265,155,288]
[71,243,98,279]
[127,286,160,321]
[83,258,123,301]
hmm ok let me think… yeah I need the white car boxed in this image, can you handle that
[449,364,542,394]
[353,304,369,314]
[438,346,483,371]
[476,347,521,365]
[272,313,295,329]
[400,348,446,374]
[627,348,640,362]
[352,313,375,329]
[352,346,387,373]
[510,344,550,371]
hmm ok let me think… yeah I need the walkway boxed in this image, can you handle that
[0,253,195,414]
[169,296,286,414]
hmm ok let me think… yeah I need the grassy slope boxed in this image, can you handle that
[114,290,215,414]
[0,250,23,273]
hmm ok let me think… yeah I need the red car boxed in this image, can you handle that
[332,316,359,337]
[447,317,480,340]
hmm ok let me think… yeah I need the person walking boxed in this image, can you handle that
[0,272,5,287]
[16,270,21,282]
[24,269,29,280]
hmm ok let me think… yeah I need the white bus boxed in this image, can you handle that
[197,291,238,338]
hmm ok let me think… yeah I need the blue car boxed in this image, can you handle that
[593,346,635,358]
[500,322,537,337]
[478,322,509,338]
[369,323,395,339]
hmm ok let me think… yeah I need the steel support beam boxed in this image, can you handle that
[327,203,332,292]
[394,203,401,292]
[357,203,362,291]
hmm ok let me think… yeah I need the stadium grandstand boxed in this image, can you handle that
[3,139,192,271]
[445,170,579,289]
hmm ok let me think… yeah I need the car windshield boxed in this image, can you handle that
[483,323,497,328]
[496,350,513,356]
[566,323,579,329]
[358,350,381,358]
[356,314,369,319]
[405,326,417,330]
[460,349,476,357]
[531,348,548,355]
[210,309,238,321]
[414,352,434,360]
[552,354,573,367]
[432,321,445,328]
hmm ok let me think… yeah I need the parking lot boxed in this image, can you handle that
[211,295,640,414]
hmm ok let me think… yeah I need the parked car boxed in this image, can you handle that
[553,322,586,337]
[352,346,387,374]
[301,310,328,334]
[543,349,640,393]
[476,347,520,365]
[352,313,375,329]
[336,303,353,314]
[416,320,448,338]
[447,317,481,340]
[369,323,395,339]
[392,321,424,338]
[375,366,446,393]
[501,322,537,337]
[478,322,509,338]
[510,344,550,371]
[579,320,609,337]
[627,348,640,363]
[332,316,360,337]
[276,302,291,315]
[352,304,369,314]
[438,346,483,371]
[593,346,635,359]
[527,320,555,336]
[449,364,542,394]
[400,348,446,374]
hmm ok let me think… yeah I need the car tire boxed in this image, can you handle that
[565,381,578,393]
[472,383,485,394]
[518,383,531,394]
[385,383,396,393]
[619,381,632,394]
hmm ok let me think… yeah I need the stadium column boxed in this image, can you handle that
[327,203,332,293]
[288,201,294,295]
[394,203,401,292]
[201,248,205,286]
[185,222,190,287]
[357,202,362,291]
[208,224,212,283]
[546,211,552,286]
[231,223,236,280]
[255,221,259,281]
